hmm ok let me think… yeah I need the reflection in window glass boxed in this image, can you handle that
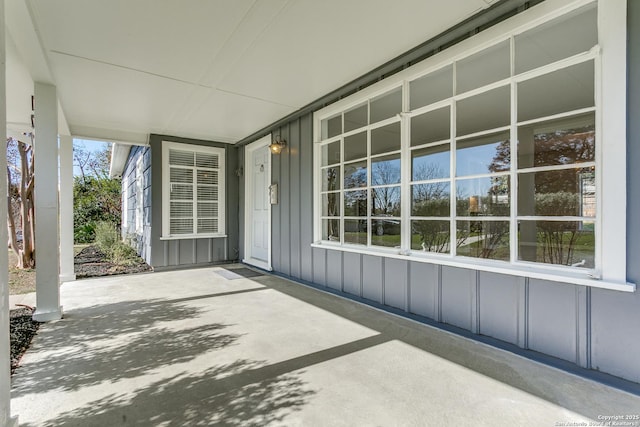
[344,161,367,189]
[411,107,450,147]
[410,65,453,110]
[412,144,450,181]
[411,220,450,252]
[321,141,341,166]
[456,220,510,260]
[515,4,597,74]
[518,167,595,217]
[344,220,367,245]
[371,88,402,124]
[321,166,340,191]
[372,154,401,186]
[457,40,510,94]
[412,183,450,217]
[457,132,510,176]
[518,113,595,169]
[456,177,510,217]
[371,122,401,155]
[344,190,367,217]
[518,61,594,122]
[321,115,342,140]
[457,86,510,136]
[314,3,600,267]
[518,220,594,268]
[372,187,401,216]
[344,132,367,162]
[371,220,401,248]
[344,104,368,132]
[322,219,340,241]
[322,193,340,217]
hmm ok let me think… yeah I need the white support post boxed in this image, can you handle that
[59,135,75,282]
[0,0,19,423]
[33,82,62,322]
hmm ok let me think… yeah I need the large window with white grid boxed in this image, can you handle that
[313,0,630,289]
[161,142,226,238]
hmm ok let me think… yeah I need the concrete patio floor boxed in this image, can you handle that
[10,265,640,426]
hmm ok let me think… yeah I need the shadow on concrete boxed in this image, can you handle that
[11,298,241,395]
[21,359,315,427]
[250,275,640,421]
[13,271,640,424]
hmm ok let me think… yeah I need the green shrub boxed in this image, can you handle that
[94,221,119,254]
[73,176,121,244]
[110,241,138,266]
[93,222,140,266]
[74,223,96,243]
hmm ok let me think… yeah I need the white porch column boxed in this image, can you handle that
[0,0,19,423]
[59,135,75,282]
[33,82,62,322]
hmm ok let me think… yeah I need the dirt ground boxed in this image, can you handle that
[8,251,36,295]
[8,245,152,294]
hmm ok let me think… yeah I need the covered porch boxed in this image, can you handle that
[3,0,640,424]
[0,1,534,423]
[10,268,640,426]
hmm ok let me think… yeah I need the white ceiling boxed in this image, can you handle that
[7,0,497,145]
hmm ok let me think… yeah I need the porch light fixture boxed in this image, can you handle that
[269,136,286,154]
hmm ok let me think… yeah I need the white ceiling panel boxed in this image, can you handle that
[28,0,256,84]
[173,88,296,143]
[49,52,193,134]
[217,0,489,107]
[8,0,495,143]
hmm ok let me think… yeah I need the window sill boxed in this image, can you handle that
[160,234,227,241]
[310,242,635,293]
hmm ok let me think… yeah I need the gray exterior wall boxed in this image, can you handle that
[121,145,152,264]
[149,134,240,269]
[237,1,640,384]
[238,115,314,281]
[122,134,240,269]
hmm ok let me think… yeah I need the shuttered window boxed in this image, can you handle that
[162,142,225,238]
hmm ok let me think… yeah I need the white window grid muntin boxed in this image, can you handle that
[162,142,225,239]
[314,0,607,273]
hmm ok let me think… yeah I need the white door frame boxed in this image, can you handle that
[243,134,272,271]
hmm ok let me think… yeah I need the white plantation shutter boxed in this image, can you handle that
[164,143,225,237]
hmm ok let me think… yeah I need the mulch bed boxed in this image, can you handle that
[74,245,152,278]
[10,308,41,375]
[10,245,152,375]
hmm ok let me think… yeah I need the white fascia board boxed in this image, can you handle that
[109,143,132,179]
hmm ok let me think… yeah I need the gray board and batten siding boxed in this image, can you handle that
[150,135,240,269]
[236,1,640,384]
[124,135,240,269]
[121,145,152,264]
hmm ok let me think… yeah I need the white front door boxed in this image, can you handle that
[243,135,271,270]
